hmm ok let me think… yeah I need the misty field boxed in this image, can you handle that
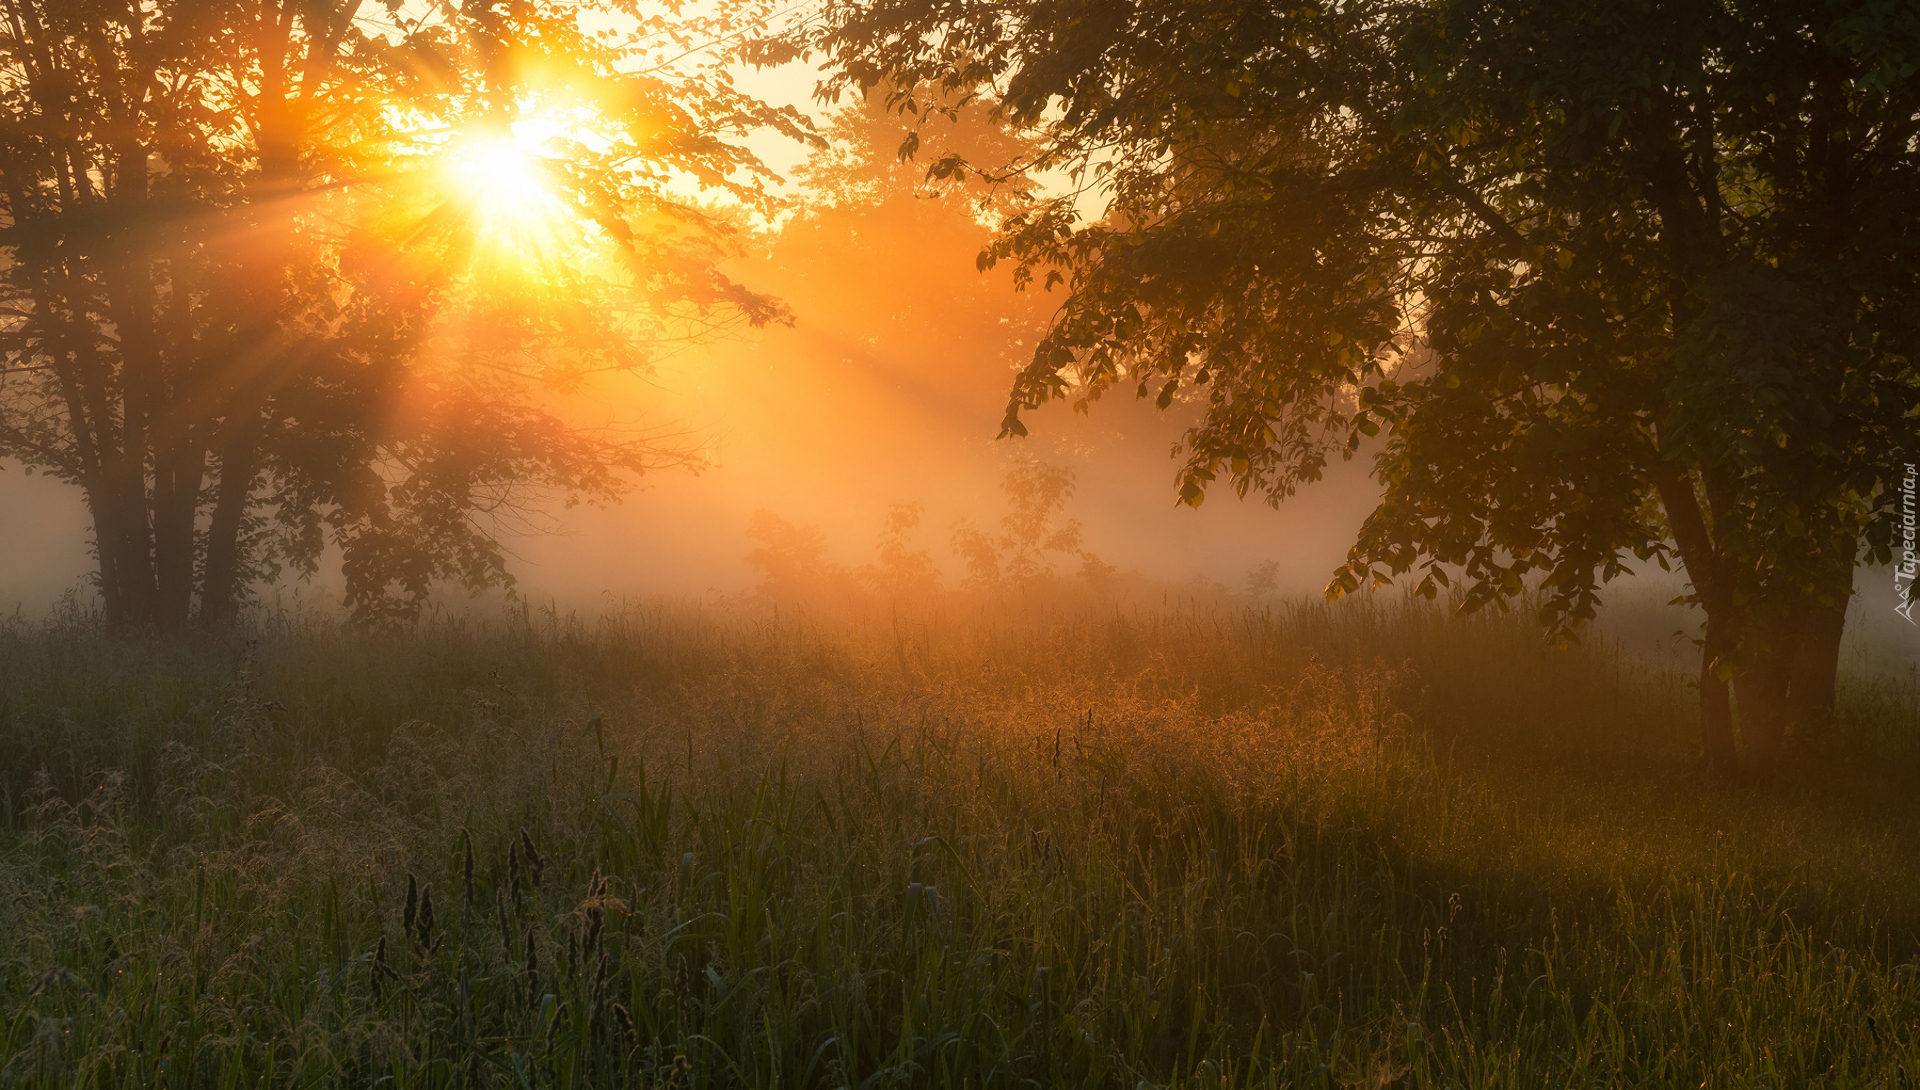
[3,601,1919,1089]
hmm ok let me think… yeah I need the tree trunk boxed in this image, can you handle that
[152,442,206,630]
[1787,600,1846,738]
[1698,641,1737,772]
[91,474,158,629]
[1649,461,1742,766]
[195,21,301,629]
[199,426,260,626]
[87,486,132,628]
[1733,646,1791,768]
[1784,548,1854,744]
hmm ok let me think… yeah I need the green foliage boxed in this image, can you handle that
[788,88,1041,221]
[2,603,1920,1086]
[803,0,1920,671]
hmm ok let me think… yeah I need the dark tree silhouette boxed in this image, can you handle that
[806,0,1920,767]
[0,0,808,627]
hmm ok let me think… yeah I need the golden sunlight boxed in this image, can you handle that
[13,5,1920,1088]
[446,131,578,264]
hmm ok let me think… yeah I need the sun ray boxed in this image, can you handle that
[445,129,580,269]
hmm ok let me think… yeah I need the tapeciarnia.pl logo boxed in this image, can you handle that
[1899,462,1918,625]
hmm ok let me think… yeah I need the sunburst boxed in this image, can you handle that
[446,130,580,268]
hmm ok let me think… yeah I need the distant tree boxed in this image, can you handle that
[747,503,947,604]
[745,510,843,600]
[948,518,1002,590]
[864,501,940,599]
[1245,560,1281,600]
[808,0,1920,768]
[1078,550,1119,597]
[0,0,806,627]
[952,460,1108,591]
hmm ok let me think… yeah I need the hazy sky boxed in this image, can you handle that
[485,59,1382,606]
[0,68,1382,617]
[5,43,1906,679]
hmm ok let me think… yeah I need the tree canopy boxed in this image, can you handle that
[0,0,807,626]
[803,0,1920,765]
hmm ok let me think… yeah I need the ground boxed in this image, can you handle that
[2,597,1918,1088]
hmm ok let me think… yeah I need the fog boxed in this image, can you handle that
[0,91,1913,688]
[0,96,1381,617]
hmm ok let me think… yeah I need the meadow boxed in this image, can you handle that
[2,595,1919,1089]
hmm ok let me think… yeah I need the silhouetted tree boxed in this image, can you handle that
[745,509,847,600]
[864,501,939,599]
[0,0,806,627]
[1244,560,1281,600]
[807,0,1920,767]
[951,460,1107,592]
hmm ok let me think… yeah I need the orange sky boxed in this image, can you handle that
[490,98,1380,605]
[0,75,1382,615]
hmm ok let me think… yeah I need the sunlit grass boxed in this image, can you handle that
[1,599,1917,1087]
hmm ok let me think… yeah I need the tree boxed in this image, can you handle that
[865,501,939,599]
[1245,560,1281,600]
[0,0,807,627]
[743,505,940,602]
[806,0,1920,767]
[745,509,838,600]
[950,460,1107,592]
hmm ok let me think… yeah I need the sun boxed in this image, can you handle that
[460,139,548,210]
[446,133,576,263]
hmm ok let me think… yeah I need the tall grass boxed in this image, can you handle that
[2,598,1918,1088]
